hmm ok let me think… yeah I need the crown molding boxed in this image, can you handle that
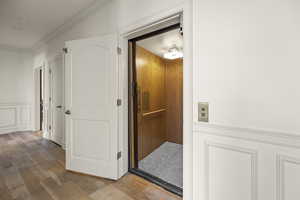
[32,0,110,51]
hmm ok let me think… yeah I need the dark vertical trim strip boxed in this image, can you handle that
[132,41,139,168]
[39,69,43,131]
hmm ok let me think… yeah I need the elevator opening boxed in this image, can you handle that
[129,23,183,195]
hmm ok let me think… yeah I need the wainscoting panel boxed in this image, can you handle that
[0,106,17,128]
[194,123,300,200]
[277,155,300,200]
[205,142,257,200]
[0,103,33,134]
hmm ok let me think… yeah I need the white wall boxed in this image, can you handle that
[0,49,33,103]
[194,0,300,134]
[0,48,34,134]
[193,0,300,200]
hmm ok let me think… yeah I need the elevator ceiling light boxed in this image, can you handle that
[163,47,183,60]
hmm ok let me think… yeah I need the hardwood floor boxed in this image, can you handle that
[0,132,182,200]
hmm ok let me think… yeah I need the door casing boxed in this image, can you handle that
[49,54,65,147]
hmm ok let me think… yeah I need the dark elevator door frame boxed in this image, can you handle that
[128,23,183,196]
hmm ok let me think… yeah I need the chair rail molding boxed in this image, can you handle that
[0,102,33,134]
[194,122,300,149]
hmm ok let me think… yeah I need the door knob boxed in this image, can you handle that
[56,105,62,108]
[65,110,71,115]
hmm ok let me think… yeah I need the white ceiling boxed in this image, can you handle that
[0,0,106,49]
[137,29,183,58]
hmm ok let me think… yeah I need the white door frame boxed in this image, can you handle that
[49,54,65,148]
[34,61,52,140]
[118,3,193,199]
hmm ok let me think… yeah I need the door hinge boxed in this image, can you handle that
[117,151,122,160]
[49,69,52,74]
[63,48,68,53]
[117,47,122,55]
[117,99,122,106]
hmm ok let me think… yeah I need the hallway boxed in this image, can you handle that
[0,132,181,200]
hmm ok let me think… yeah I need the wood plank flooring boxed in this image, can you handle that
[0,132,182,200]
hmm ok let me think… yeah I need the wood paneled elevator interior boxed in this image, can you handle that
[136,45,183,160]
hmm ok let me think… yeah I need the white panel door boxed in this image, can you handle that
[50,56,64,146]
[65,35,119,180]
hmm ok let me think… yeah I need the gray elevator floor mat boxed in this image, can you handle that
[139,142,183,188]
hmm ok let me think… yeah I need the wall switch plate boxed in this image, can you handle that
[198,102,209,122]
